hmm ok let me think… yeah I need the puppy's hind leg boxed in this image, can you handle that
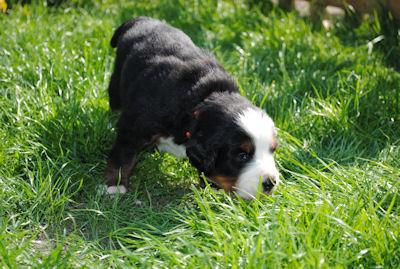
[104,115,151,194]
[108,49,127,111]
[108,71,122,111]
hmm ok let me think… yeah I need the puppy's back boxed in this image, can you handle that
[110,17,144,48]
[111,16,201,61]
[108,17,232,115]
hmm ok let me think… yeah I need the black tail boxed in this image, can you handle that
[110,16,149,48]
[109,17,151,111]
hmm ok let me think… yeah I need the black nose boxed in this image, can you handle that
[262,176,275,192]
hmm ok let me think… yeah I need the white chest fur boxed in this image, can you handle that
[157,137,187,158]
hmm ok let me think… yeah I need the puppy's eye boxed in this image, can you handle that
[237,152,250,162]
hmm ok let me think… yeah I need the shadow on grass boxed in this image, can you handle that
[331,12,400,72]
[267,1,400,71]
[34,103,195,245]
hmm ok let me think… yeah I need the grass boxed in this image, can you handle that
[0,0,399,267]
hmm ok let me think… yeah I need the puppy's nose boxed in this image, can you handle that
[262,175,276,192]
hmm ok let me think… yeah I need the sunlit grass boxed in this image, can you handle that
[0,0,399,267]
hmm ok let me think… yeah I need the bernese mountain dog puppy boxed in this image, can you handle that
[104,17,279,199]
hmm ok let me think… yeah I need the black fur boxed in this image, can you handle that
[105,17,257,189]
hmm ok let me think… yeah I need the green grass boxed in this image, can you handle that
[1,0,399,267]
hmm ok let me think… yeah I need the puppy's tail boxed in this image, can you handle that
[110,16,148,48]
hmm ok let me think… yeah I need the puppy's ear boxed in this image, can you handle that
[186,142,217,174]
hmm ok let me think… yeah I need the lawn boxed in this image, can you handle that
[0,0,399,268]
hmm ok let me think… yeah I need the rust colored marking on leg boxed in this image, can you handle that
[105,159,136,188]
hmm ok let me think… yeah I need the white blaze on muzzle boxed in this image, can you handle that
[234,108,280,199]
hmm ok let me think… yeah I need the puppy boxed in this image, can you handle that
[105,17,279,199]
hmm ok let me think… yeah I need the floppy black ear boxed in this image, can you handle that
[186,142,217,175]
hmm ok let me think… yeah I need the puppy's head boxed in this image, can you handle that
[186,93,279,199]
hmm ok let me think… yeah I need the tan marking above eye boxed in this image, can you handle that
[240,139,253,154]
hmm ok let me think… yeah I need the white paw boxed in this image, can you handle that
[134,199,143,206]
[106,185,127,194]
